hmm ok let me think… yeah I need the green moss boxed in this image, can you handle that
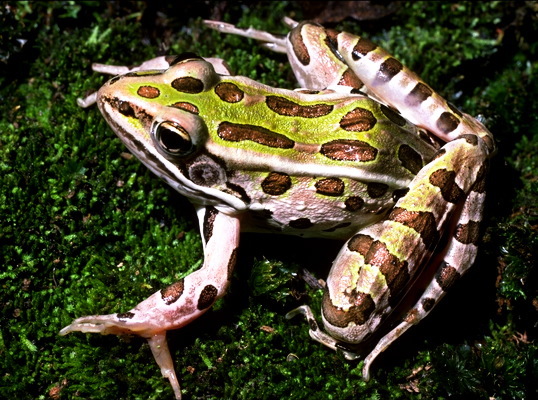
[1,1,536,399]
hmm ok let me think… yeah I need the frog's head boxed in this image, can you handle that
[95,55,248,212]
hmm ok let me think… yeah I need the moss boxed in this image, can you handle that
[1,1,536,399]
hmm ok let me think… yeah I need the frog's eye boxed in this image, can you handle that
[153,121,194,157]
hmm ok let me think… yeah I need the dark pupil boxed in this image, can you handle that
[159,126,190,154]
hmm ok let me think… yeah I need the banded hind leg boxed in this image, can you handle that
[290,135,488,379]
[360,158,487,379]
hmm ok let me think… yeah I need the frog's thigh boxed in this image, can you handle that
[322,135,488,375]
[360,161,487,379]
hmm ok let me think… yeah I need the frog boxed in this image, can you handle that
[62,18,494,399]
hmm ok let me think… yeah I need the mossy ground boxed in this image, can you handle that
[1,2,536,399]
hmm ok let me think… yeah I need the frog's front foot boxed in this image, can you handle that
[60,313,142,336]
[60,209,239,398]
[60,313,183,399]
[59,276,223,400]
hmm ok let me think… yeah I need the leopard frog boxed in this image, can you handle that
[62,18,494,399]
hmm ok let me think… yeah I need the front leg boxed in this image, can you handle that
[60,206,240,400]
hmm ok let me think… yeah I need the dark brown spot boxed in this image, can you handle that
[197,285,218,310]
[203,206,218,243]
[377,58,403,82]
[161,280,185,305]
[392,188,409,202]
[447,102,463,117]
[437,112,460,134]
[225,182,251,203]
[137,85,160,99]
[429,169,465,203]
[406,82,433,107]
[380,105,406,126]
[435,262,460,291]
[215,82,244,103]
[266,96,333,118]
[347,233,374,254]
[338,68,364,88]
[295,89,320,94]
[339,107,376,131]
[218,122,295,149]
[345,196,364,211]
[251,209,273,220]
[454,220,481,245]
[421,297,435,312]
[315,178,345,196]
[172,77,204,93]
[117,312,135,319]
[322,289,375,328]
[108,75,121,85]
[170,102,199,114]
[348,234,409,299]
[352,37,378,60]
[261,172,292,195]
[320,139,377,162]
[323,28,339,54]
[460,133,479,146]
[118,101,136,118]
[482,135,495,152]
[289,218,313,229]
[227,248,238,280]
[471,164,488,194]
[368,240,409,299]
[433,148,447,160]
[307,315,318,331]
[367,182,388,198]
[389,207,439,249]
[290,23,310,65]
[398,144,423,174]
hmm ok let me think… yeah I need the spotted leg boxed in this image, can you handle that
[60,206,240,399]
[289,134,488,379]
[360,156,488,379]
